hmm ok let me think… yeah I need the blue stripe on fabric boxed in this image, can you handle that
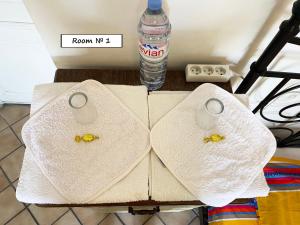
[208,211,256,219]
[264,173,300,178]
[264,172,300,178]
[269,183,300,187]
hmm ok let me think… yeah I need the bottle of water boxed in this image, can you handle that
[138,0,171,90]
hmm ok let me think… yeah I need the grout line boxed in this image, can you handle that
[0,115,9,132]
[1,108,58,225]
[3,208,27,225]
[9,113,30,127]
[50,210,70,225]
[26,207,40,225]
[0,125,9,134]
[0,166,15,187]
[114,213,126,225]
[187,216,199,225]
[155,214,167,225]
[0,183,10,193]
[0,144,25,162]
[0,109,31,221]
[1,165,22,192]
[0,167,11,193]
[0,166,38,224]
[0,105,30,148]
[192,208,200,216]
[9,125,23,145]
[0,166,27,224]
[12,177,19,183]
[6,175,19,192]
[69,208,84,225]
[142,215,153,225]
[0,113,8,126]
[10,179,17,191]
[0,113,9,125]
[97,213,110,225]
[0,105,30,127]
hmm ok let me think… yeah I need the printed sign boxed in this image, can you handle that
[61,34,123,48]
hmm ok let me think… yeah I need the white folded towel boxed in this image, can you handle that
[148,91,269,202]
[150,84,276,206]
[17,83,150,204]
[20,80,151,203]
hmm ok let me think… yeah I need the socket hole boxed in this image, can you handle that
[215,67,226,76]
[203,66,214,75]
[190,66,201,75]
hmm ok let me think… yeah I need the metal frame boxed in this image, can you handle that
[235,0,300,148]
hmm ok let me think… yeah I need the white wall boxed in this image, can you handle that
[2,0,299,116]
[24,0,283,71]
[0,0,56,104]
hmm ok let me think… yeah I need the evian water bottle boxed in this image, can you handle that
[138,0,171,90]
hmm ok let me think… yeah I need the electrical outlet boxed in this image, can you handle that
[190,65,201,75]
[185,64,232,82]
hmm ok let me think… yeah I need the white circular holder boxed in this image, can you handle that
[69,91,98,124]
[196,98,224,130]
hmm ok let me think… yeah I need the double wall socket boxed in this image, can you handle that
[185,64,232,82]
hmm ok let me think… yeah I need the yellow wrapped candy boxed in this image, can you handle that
[75,134,99,143]
[203,134,225,143]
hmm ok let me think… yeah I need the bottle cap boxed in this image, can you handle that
[148,0,162,11]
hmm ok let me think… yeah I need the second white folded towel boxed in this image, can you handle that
[150,84,276,206]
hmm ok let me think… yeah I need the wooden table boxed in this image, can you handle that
[47,69,249,211]
[55,69,232,92]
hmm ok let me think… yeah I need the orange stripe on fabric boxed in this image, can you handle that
[270,157,300,165]
[209,220,258,225]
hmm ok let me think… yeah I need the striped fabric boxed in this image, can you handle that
[264,157,300,191]
[208,156,300,225]
[208,203,258,224]
[256,157,300,225]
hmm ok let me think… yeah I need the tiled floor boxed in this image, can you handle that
[0,104,202,225]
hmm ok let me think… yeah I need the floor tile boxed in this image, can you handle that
[0,146,25,181]
[192,208,200,216]
[143,215,164,225]
[188,216,201,225]
[0,105,30,125]
[0,128,21,160]
[158,210,196,225]
[0,116,8,132]
[99,214,122,225]
[29,205,68,225]
[53,211,80,225]
[6,209,37,225]
[0,169,9,192]
[117,213,151,225]
[0,187,24,224]
[11,116,29,143]
[73,207,107,225]
[13,179,18,189]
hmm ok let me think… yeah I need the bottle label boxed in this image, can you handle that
[141,25,167,35]
[139,41,168,62]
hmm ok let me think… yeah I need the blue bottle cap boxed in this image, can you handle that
[148,0,162,10]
